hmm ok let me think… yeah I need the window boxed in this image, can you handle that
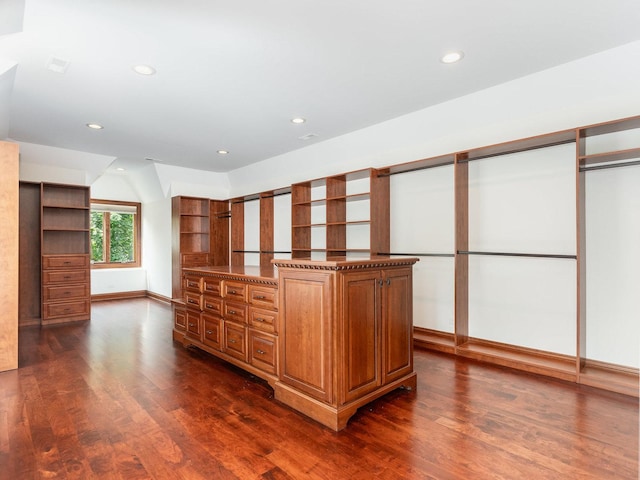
[90,200,141,268]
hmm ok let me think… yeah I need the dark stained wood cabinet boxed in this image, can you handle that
[273,256,418,430]
[173,257,418,431]
[174,265,280,383]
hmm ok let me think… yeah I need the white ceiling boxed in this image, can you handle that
[1,0,639,174]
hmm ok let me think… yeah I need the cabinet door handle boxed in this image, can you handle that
[255,295,266,300]
[256,349,265,355]
[206,330,213,335]
[205,303,213,308]
[228,339,236,344]
[378,280,383,287]
[229,289,237,294]
[188,323,195,327]
[255,317,265,322]
[188,299,198,304]
[228,310,236,315]
[386,278,391,286]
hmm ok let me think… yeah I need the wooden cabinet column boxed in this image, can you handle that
[0,141,19,372]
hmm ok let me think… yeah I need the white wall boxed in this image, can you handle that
[228,41,640,197]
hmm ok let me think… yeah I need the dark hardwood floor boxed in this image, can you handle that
[1,298,637,479]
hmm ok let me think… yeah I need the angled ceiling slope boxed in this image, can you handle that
[1,0,639,174]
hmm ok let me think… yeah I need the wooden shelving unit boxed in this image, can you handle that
[291,168,389,259]
[576,115,640,396]
[171,196,211,299]
[40,183,91,325]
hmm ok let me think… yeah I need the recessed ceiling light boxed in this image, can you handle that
[86,123,104,130]
[217,150,229,155]
[291,117,306,124]
[133,64,156,75]
[116,167,125,171]
[441,51,464,64]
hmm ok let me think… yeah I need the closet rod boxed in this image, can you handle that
[378,252,454,258]
[457,139,575,163]
[378,160,454,177]
[580,159,640,172]
[458,250,576,260]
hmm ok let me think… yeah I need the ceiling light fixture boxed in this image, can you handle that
[86,123,104,130]
[441,51,464,64]
[291,117,306,124]
[116,167,125,171]
[133,64,156,75]
[217,150,229,155]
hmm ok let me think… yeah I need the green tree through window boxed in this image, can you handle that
[90,200,141,268]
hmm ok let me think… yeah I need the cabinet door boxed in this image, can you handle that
[340,270,381,404]
[381,267,413,383]
[279,270,334,403]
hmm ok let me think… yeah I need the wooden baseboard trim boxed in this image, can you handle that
[145,291,172,304]
[91,290,172,304]
[91,290,147,302]
[579,359,639,397]
[413,327,456,354]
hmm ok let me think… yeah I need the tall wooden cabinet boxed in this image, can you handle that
[40,183,91,325]
[0,141,19,372]
[273,257,418,431]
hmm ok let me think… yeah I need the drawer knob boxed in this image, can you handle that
[229,289,237,294]
[229,339,236,344]
[188,299,197,304]
[257,349,265,355]
[256,317,265,322]
[206,330,213,335]
[255,295,266,300]
[206,304,213,308]
[228,310,236,315]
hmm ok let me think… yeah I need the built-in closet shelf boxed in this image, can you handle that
[413,328,456,354]
[456,340,577,382]
[382,252,455,258]
[579,362,639,398]
[579,147,640,165]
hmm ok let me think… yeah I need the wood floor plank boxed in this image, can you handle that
[1,298,637,479]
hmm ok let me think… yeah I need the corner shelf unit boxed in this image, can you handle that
[291,168,389,259]
[171,196,211,299]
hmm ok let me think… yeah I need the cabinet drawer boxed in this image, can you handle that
[223,281,247,302]
[249,307,278,333]
[181,252,209,266]
[203,296,222,315]
[42,255,89,270]
[184,276,203,293]
[249,285,278,310]
[42,269,89,285]
[224,301,247,324]
[186,310,201,338]
[185,292,203,311]
[249,330,277,374]
[224,323,247,361]
[43,283,90,302]
[204,278,221,296]
[43,299,90,319]
[174,307,186,331]
[202,315,222,350]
